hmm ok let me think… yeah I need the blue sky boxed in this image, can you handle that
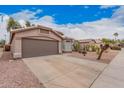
[0,5,124,41]
[0,5,119,24]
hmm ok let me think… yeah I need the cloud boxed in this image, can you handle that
[39,15,55,23]
[1,6,124,42]
[43,6,124,40]
[10,9,43,21]
[31,15,56,28]
[31,6,124,40]
[52,18,124,39]
[100,5,118,9]
[9,9,43,27]
[18,20,26,27]
[9,7,124,40]
[84,6,89,9]
[36,9,43,13]
[30,16,124,40]
[112,6,124,17]
[112,6,124,24]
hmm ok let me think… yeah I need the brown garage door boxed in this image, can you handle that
[22,38,59,58]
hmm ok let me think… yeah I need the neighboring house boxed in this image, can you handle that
[79,39,96,47]
[94,39,102,46]
[10,25,64,58]
[79,39,102,47]
[62,37,73,52]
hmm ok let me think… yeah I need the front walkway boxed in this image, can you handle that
[23,55,107,88]
[91,48,124,88]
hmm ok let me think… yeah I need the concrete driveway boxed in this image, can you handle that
[23,55,107,88]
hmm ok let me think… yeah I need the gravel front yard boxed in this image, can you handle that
[0,51,44,88]
[65,49,119,64]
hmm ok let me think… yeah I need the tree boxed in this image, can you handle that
[7,17,21,43]
[102,38,116,45]
[73,41,81,51]
[25,21,31,27]
[102,38,110,45]
[113,32,119,41]
[7,17,16,31]
[97,44,109,60]
[7,17,21,32]
[121,39,124,43]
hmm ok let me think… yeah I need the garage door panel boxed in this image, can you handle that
[22,38,59,58]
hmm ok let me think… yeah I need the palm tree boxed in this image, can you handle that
[7,17,21,31]
[7,17,21,42]
[25,21,31,27]
[7,17,16,31]
[113,32,119,41]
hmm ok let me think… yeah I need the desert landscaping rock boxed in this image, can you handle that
[66,49,119,64]
[0,52,44,88]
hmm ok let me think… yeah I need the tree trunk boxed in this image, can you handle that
[97,49,104,60]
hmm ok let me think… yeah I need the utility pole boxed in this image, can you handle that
[0,14,3,22]
[4,34,6,44]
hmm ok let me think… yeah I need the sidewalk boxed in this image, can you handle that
[91,48,124,88]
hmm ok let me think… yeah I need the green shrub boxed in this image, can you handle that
[73,41,81,51]
[85,45,90,51]
[96,46,101,55]
[85,45,101,54]
[78,46,87,56]
[111,46,121,50]
[102,38,116,45]
[91,45,96,52]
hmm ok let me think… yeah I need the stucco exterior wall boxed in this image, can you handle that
[11,28,63,58]
[48,31,62,41]
[63,40,72,52]
[13,38,22,58]
[11,38,15,54]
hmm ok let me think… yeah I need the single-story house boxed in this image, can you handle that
[94,39,103,46]
[79,39,102,47]
[79,39,96,46]
[10,25,65,58]
[62,37,73,53]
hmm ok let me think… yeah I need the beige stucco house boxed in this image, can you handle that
[79,39,96,47]
[10,25,64,58]
[79,39,102,47]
